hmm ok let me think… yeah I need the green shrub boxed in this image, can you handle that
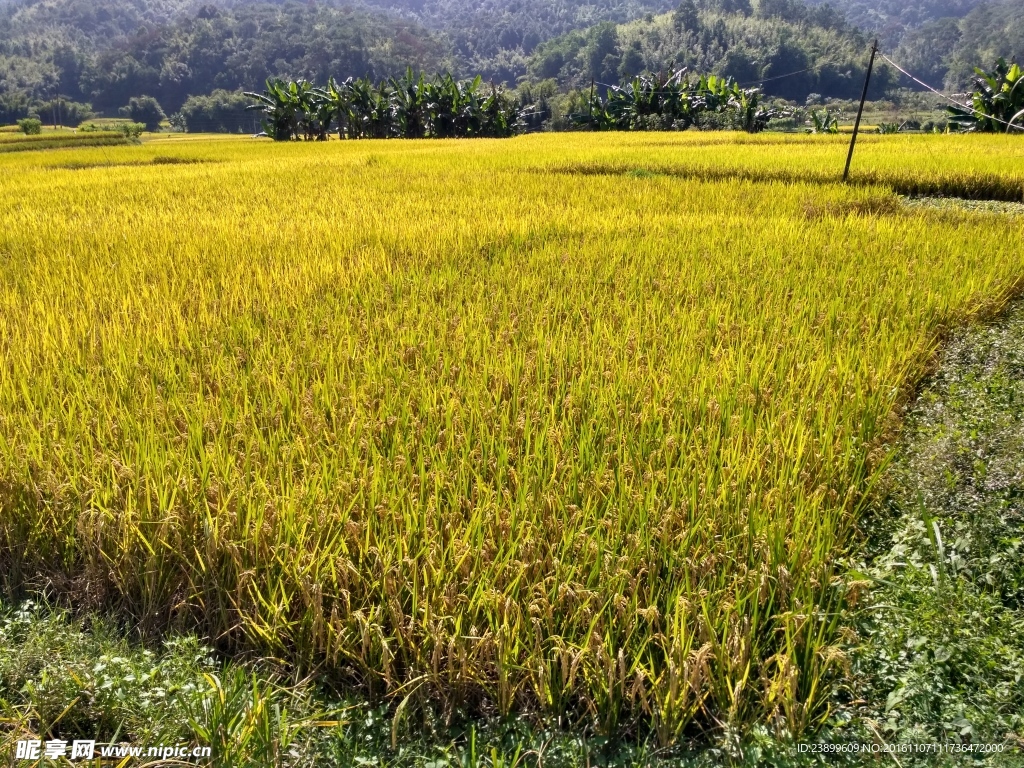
[16,118,41,135]
[766,116,798,130]
[119,122,146,139]
[79,121,145,139]
[120,96,166,132]
[845,303,1024,751]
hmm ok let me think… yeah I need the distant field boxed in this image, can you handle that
[0,133,1022,741]
[0,130,129,152]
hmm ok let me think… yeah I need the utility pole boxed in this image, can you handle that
[589,78,595,129]
[843,39,878,183]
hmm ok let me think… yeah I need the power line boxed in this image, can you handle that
[591,60,835,94]
[738,65,818,88]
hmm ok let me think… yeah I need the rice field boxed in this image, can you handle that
[0,131,130,153]
[0,132,1023,742]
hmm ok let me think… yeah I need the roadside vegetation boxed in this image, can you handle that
[835,296,1024,764]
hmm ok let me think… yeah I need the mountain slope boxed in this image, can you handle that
[891,0,1024,89]
[351,0,679,82]
[807,0,988,47]
[0,0,685,119]
[0,0,1020,124]
[526,1,895,101]
[0,0,452,119]
[354,0,678,54]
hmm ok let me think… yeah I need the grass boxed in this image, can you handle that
[902,196,1024,216]
[0,599,338,767]
[833,301,1024,765]
[0,132,1022,751]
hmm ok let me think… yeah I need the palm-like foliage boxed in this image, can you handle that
[248,72,524,141]
[244,79,313,141]
[389,69,429,139]
[729,85,778,133]
[571,70,778,134]
[310,79,343,139]
[947,59,1024,134]
[806,109,840,134]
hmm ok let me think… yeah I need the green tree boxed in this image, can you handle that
[179,90,253,133]
[121,95,166,131]
[587,24,621,85]
[673,0,701,32]
[244,80,308,141]
[36,99,93,128]
[894,18,963,86]
[757,0,806,21]
[709,0,753,17]
[619,41,646,80]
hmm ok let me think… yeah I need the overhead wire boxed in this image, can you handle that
[588,56,838,94]
[879,53,1023,131]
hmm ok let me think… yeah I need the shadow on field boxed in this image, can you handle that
[550,162,1024,203]
[54,157,212,171]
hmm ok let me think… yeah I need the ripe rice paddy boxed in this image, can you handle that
[0,132,1022,741]
[0,131,130,153]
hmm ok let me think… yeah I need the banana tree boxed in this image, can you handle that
[478,86,520,138]
[569,88,615,130]
[312,78,349,140]
[287,80,319,141]
[343,78,395,139]
[606,77,651,129]
[248,72,526,140]
[424,74,464,138]
[806,108,840,134]
[389,68,428,139]
[947,59,1024,133]
[571,70,770,133]
[245,78,304,140]
[728,86,778,133]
